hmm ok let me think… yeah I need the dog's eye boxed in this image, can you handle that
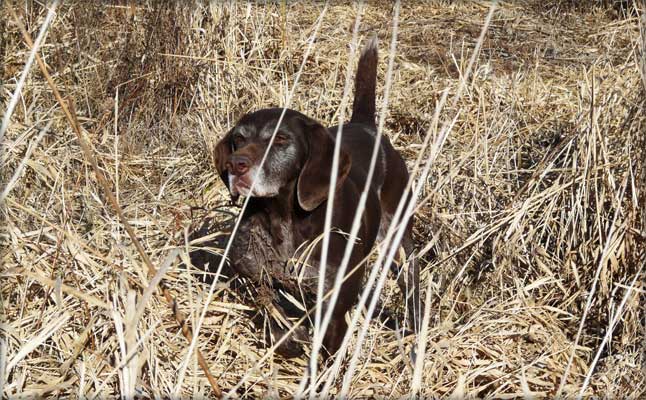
[233,134,246,148]
[274,133,289,145]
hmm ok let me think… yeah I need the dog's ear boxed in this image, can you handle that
[214,130,233,192]
[297,120,352,211]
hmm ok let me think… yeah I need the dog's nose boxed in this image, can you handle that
[226,155,251,176]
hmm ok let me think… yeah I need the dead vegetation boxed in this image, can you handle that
[1,1,645,398]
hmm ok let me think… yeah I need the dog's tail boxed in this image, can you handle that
[350,35,378,125]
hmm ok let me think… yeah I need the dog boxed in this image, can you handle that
[214,37,421,358]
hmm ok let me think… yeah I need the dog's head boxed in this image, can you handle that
[214,108,351,211]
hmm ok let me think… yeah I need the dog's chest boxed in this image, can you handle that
[230,212,320,292]
[270,216,298,259]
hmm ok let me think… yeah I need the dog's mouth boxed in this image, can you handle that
[228,168,279,198]
[230,175,252,196]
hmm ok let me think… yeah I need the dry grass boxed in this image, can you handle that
[2,0,645,398]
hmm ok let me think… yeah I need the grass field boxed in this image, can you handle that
[2,1,645,398]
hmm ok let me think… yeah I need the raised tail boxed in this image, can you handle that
[350,35,378,125]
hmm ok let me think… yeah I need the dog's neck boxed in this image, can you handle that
[259,182,297,216]
[253,181,299,247]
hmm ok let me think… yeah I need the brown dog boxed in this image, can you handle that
[214,37,421,357]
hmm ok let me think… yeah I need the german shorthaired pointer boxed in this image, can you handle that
[214,37,421,358]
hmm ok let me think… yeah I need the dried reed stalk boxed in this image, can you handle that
[3,1,644,398]
[7,6,222,398]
